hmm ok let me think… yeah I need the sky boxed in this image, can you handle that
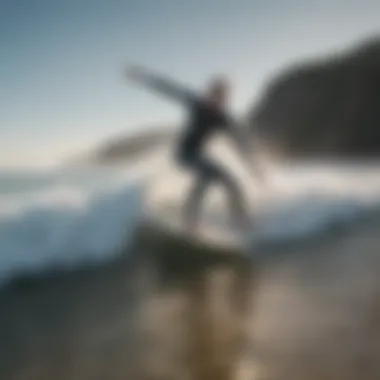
[1,0,379,167]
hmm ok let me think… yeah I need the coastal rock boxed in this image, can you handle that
[250,36,380,158]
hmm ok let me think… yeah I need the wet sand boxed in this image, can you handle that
[1,215,380,380]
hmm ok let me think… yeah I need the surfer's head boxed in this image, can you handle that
[207,75,230,107]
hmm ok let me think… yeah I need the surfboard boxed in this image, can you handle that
[145,200,252,251]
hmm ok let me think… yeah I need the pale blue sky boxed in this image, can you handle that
[1,0,379,167]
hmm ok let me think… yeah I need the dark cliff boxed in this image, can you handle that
[250,37,380,158]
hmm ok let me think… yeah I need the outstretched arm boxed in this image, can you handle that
[126,65,198,105]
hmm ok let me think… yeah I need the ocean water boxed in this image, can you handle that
[1,144,380,286]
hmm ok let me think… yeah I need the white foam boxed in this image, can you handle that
[0,183,144,285]
[1,146,380,285]
[146,152,380,246]
[0,162,148,285]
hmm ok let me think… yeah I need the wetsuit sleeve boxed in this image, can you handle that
[132,71,199,106]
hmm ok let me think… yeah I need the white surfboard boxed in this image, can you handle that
[145,200,252,252]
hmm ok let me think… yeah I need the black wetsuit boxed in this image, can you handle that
[136,73,249,226]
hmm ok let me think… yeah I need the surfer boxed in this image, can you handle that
[126,65,260,233]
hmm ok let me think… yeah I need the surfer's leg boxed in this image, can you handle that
[183,173,210,232]
[207,160,250,229]
[181,154,215,232]
[184,155,249,230]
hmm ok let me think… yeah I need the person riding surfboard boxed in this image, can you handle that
[126,65,263,233]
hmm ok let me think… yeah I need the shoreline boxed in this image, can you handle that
[1,210,380,379]
[3,204,380,291]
